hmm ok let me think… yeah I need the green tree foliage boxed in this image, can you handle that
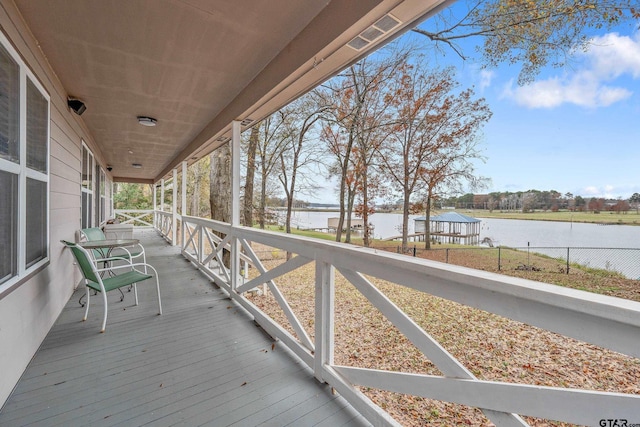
[113,183,152,210]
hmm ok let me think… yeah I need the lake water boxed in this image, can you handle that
[477,217,640,248]
[288,210,420,239]
[288,211,640,278]
[289,210,640,246]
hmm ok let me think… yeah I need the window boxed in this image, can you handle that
[0,32,50,292]
[81,143,93,229]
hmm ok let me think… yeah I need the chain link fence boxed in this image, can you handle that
[396,245,640,280]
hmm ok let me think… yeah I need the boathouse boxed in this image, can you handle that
[414,212,481,245]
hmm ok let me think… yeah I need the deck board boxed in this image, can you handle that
[0,230,370,427]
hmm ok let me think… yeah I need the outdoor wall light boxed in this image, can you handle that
[68,97,86,115]
[137,116,157,126]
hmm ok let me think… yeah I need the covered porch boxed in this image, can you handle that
[1,0,640,425]
[0,229,366,426]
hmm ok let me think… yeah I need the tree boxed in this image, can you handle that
[413,0,640,85]
[113,183,152,210]
[320,49,408,243]
[209,143,231,224]
[629,192,640,213]
[187,156,210,217]
[277,97,325,235]
[588,197,605,213]
[243,125,259,227]
[418,122,491,249]
[378,62,491,251]
[614,199,630,213]
[256,116,287,229]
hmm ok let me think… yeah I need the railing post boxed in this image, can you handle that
[230,120,241,292]
[198,225,204,265]
[314,261,334,382]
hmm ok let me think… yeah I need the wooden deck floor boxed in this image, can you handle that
[0,230,369,427]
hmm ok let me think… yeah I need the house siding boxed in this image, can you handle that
[0,1,107,406]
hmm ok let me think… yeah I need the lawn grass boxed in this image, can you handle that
[463,208,640,225]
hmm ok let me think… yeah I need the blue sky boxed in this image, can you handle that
[308,7,640,204]
[420,17,640,200]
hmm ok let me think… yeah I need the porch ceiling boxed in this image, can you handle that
[14,0,451,183]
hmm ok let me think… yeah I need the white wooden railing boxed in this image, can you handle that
[114,209,154,228]
[155,210,173,243]
[156,214,640,426]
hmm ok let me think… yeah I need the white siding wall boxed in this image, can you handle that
[0,1,109,406]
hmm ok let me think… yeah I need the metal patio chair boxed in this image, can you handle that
[78,227,145,306]
[61,240,162,333]
[80,227,146,265]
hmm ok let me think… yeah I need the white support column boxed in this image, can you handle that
[110,182,115,220]
[231,121,241,227]
[153,183,157,229]
[182,161,188,247]
[314,261,335,382]
[172,168,178,246]
[230,120,241,291]
[160,179,165,212]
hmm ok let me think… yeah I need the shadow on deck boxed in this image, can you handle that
[0,230,369,427]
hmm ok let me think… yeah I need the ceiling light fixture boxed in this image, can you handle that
[137,116,157,127]
[132,163,143,168]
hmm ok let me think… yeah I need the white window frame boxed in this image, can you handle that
[0,30,50,295]
[81,141,94,229]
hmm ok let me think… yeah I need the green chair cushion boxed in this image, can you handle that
[86,270,153,293]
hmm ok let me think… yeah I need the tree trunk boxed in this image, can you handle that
[191,179,200,216]
[209,143,231,266]
[345,187,355,243]
[401,188,410,252]
[424,194,432,249]
[335,132,355,242]
[362,171,371,247]
[259,174,267,229]
[243,126,258,227]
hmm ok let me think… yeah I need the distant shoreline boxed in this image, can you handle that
[278,207,640,226]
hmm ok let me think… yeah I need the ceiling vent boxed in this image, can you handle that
[347,14,401,51]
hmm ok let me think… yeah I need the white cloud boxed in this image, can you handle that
[583,186,600,196]
[478,70,495,91]
[501,31,640,109]
[588,31,640,79]
[581,185,621,199]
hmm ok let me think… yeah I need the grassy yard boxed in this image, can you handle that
[463,208,640,225]
[244,225,640,426]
